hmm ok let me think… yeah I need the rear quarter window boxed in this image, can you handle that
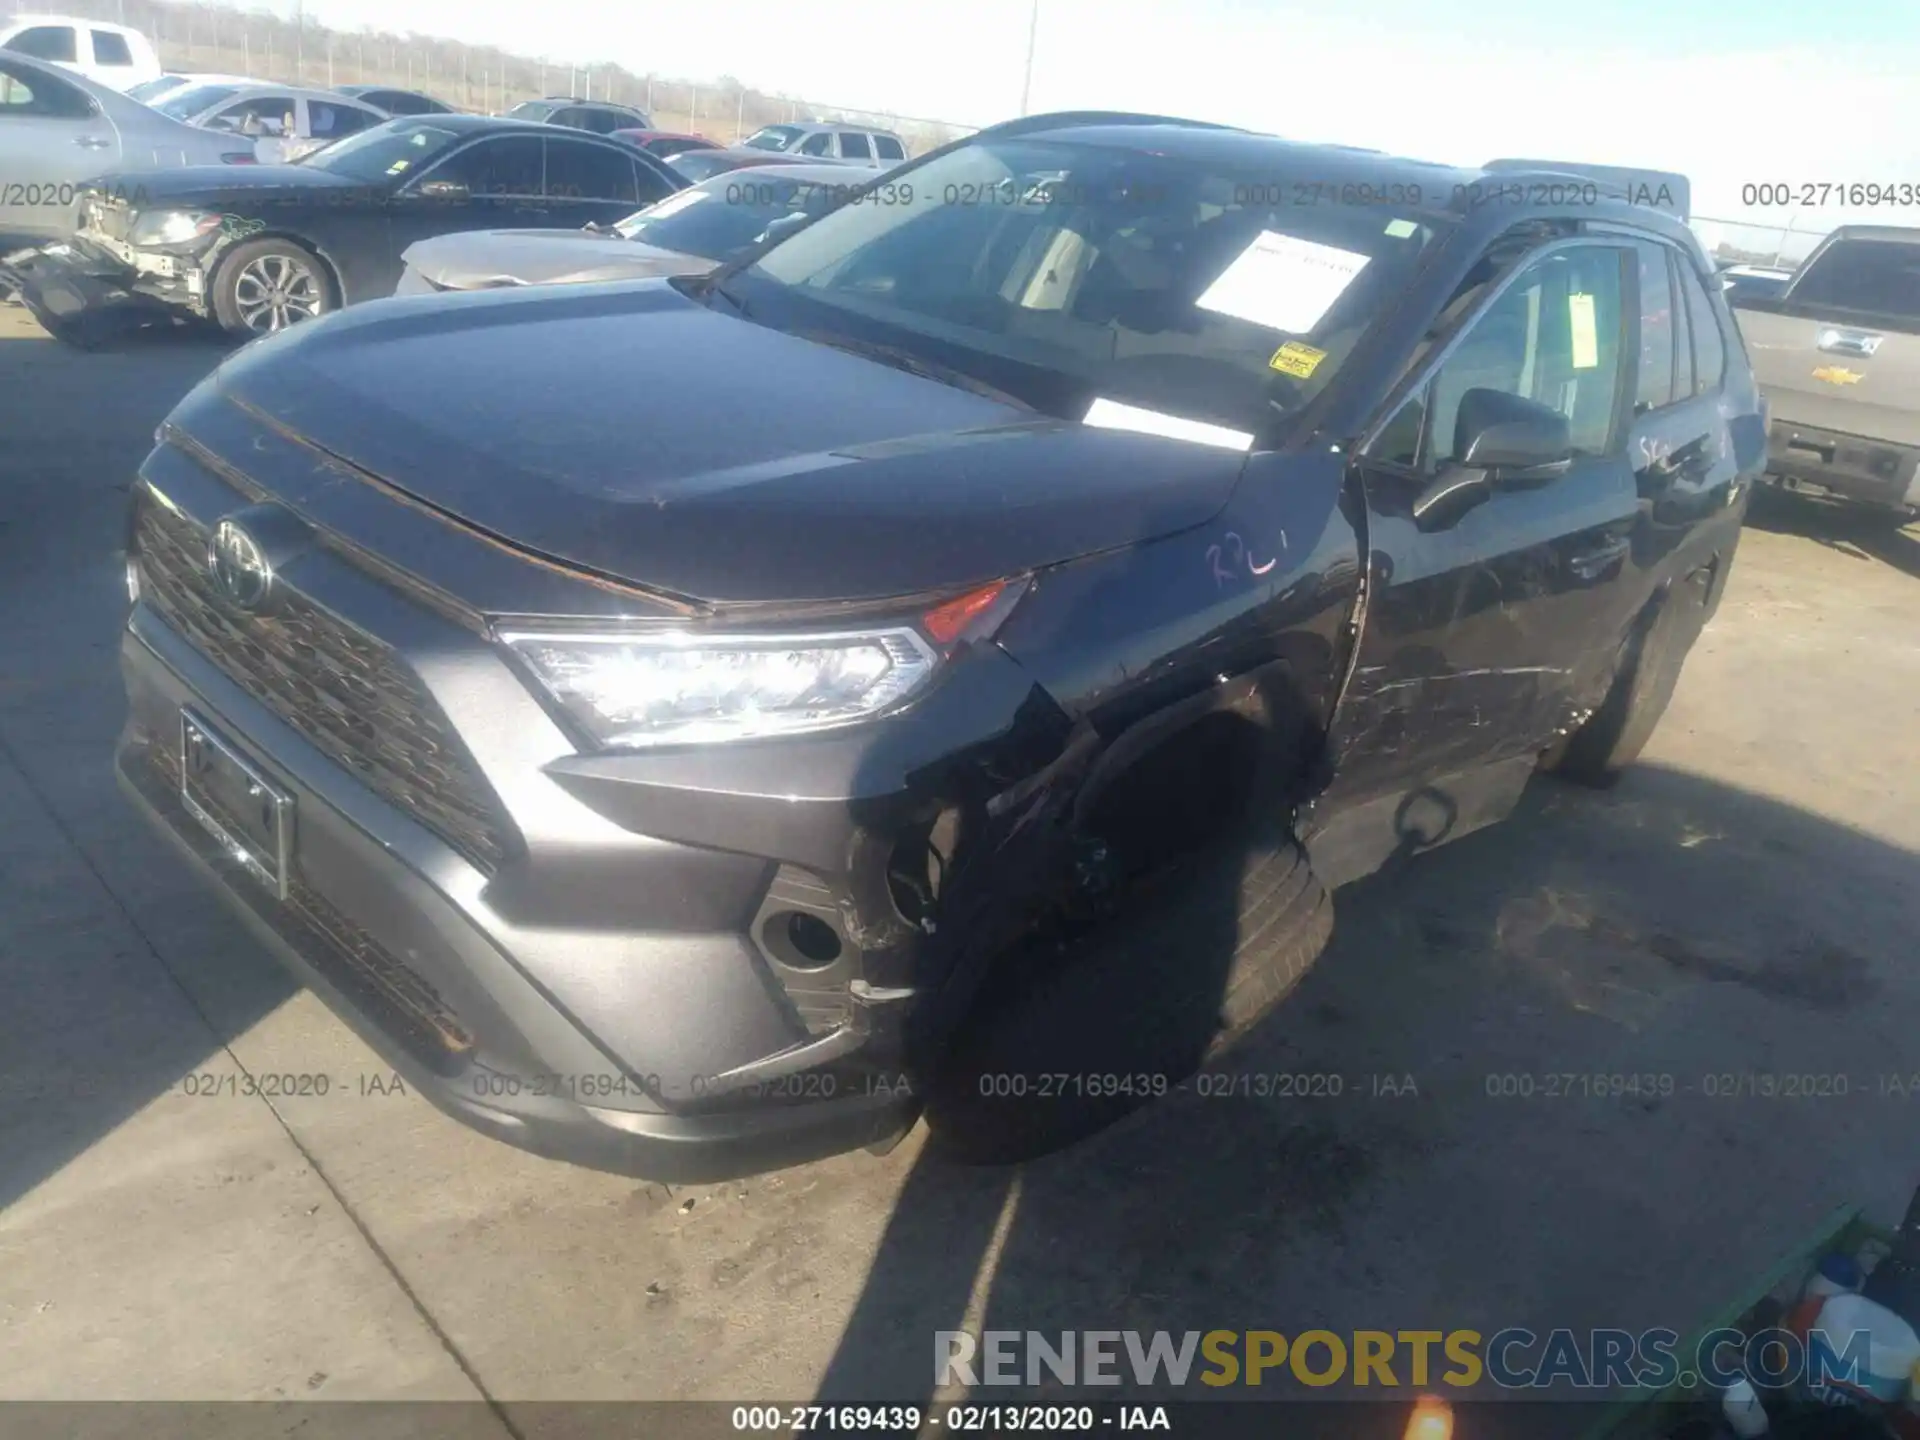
[1789,238,1920,323]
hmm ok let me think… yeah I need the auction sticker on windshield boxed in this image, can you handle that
[1083,398,1254,452]
[1268,341,1328,378]
[1196,230,1371,335]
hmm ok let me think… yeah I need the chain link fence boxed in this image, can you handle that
[3,0,977,154]
[1690,213,1828,269]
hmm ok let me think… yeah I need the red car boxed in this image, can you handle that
[610,129,721,159]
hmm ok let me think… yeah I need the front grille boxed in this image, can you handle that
[150,737,475,1072]
[134,491,513,873]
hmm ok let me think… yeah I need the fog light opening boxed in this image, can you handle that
[782,912,843,967]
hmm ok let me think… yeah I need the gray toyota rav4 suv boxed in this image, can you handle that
[115,112,1757,1180]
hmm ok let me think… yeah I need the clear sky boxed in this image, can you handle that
[295,0,1920,234]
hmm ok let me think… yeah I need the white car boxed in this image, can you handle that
[151,81,389,162]
[0,51,257,248]
[126,71,255,107]
[0,15,159,92]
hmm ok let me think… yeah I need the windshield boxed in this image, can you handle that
[732,136,1447,435]
[155,83,241,119]
[127,75,186,102]
[742,125,802,153]
[613,172,856,258]
[300,120,463,181]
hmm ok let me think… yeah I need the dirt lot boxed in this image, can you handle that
[3,300,1920,1420]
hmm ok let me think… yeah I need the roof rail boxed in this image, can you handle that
[973,110,1250,140]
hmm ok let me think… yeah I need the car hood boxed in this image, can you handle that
[210,279,1252,607]
[90,164,369,206]
[401,229,716,290]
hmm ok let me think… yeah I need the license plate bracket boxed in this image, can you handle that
[180,709,293,898]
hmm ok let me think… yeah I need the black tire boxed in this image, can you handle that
[1547,570,1712,786]
[211,238,335,338]
[921,829,1333,1166]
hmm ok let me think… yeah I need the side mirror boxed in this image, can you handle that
[1455,389,1574,473]
[410,178,470,203]
[1411,389,1573,531]
[752,211,809,247]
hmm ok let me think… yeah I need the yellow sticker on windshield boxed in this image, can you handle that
[1269,340,1329,378]
[1568,293,1599,370]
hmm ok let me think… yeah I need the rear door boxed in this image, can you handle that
[1623,237,1741,563]
[0,57,117,243]
[1326,237,1647,800]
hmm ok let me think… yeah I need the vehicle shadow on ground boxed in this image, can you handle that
[0,318,294,1220]
[811,756,1920,1422]
[1745,486,1920,581]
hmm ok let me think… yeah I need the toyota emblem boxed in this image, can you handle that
[207,519,274,610]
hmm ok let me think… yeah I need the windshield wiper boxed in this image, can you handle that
[795,330,1037,412]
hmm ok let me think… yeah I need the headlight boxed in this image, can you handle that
[500,627,942,750]
[127,210,221,247]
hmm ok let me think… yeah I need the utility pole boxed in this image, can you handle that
[735,89,744,142]
[1018,0,1039,116]
[293,0,303,86]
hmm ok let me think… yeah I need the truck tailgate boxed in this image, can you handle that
[1740,307,1920,445]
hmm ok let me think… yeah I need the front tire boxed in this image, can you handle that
[921,828,1333,1166]
[212,238,334,338]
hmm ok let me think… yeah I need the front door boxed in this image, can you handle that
[1322,237,1649,805]
[379,133,547,297]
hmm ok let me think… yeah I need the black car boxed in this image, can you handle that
[334,84,456,116]
[15,115,684,338]
[113,112,1765,1182]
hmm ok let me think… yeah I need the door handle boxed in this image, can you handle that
[1817,327,1883,358]
[1568,537,1630,581]
[73,135,113,149]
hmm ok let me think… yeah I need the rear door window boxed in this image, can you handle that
[544,139,638,202]
[5,25,78,62]
[90,29,133,66]
[840,132,872,161]
[798,131,833,156]
[1789,239,1920,323]
[1632,241,1678,412]
[874,135,904,161]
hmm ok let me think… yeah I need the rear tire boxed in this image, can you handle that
[1547,569,1712,786]
[212,238,335,338]
[921,829,1333,1166]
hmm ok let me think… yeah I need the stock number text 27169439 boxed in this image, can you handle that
[1742,181,1920,207]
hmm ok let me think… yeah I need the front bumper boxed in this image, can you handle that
[117,612,934,1181]
[5,235,206,339]
[1763,418,1920,513]
[114,431,1074,1180]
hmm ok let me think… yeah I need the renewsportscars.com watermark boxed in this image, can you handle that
[936,1327,1879,1392]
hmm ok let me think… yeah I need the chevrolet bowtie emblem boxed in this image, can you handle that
[1811,366,1864,386]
